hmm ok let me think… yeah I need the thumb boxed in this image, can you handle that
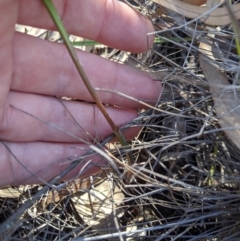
[0,0,19,121]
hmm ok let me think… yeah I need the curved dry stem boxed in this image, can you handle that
[152,0,240,26]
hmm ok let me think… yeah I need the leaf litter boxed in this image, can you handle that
[2,1,240,240]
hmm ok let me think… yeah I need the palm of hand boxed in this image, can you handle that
[0,0,161,187]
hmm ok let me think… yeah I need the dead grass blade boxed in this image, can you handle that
[199,41,240,150]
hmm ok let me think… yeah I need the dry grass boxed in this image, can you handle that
[1,1,240,240]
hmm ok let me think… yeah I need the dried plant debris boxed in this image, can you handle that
[2,1,240,240]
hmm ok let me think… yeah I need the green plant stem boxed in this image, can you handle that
[226,0,240,56]
[72,36,192,48]
[72,40,99,47]
[42,0,133,165]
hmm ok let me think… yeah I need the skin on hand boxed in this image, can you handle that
[0,0,161,187]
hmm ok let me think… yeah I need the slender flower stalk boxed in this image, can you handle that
[42,0,133,165]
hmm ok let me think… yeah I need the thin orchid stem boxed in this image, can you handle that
[42,0,133,165]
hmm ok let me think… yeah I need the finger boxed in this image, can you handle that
[12,33,161,109]
[0,141,105,187]
[0,1,18,121]
[18,0,154,53]
[0,91,138,143]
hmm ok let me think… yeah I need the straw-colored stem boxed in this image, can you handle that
[42,0,133,164]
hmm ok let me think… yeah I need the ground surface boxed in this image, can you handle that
[1,1,240,240]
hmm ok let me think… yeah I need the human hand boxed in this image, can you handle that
[0,0,161,187]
